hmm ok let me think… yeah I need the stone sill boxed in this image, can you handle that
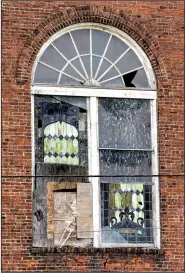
[31,246,164,255]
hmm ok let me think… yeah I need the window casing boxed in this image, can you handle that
[32,23,160,248]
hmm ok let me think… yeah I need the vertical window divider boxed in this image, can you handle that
[89,97,101,247]
[90,29,93,79]
[151,98,160,249]
[31,94,35,194]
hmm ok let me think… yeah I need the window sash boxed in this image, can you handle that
[31,86,160,248]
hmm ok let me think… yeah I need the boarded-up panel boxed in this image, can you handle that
[47,182,77,239]
[54,191,77,247]
[32,188,52,247]
[32,162,88,247]
[77,183,93,238]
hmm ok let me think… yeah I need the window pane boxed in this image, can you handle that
[55,96,87,110]
[102,77,123,88]
[92,56,101,78]
[81,56,90,79]
[101,182,153,244]
[34,63,59,84]
[100,67,120,82]
[116,49,142,75]
[59,74,82,86]
[99,98,151,149]
[53,33,77,60]
[71,29,90,55]
[63,64,84,83]
[40,44,67,71]
[96,59,112,80]
[130,68,149,88]
[99,150,152,183]
[44,120,79,164]
[35,96,88,166]
[71,58,86,79]
[92,30,110,56]
[105,35,129,63]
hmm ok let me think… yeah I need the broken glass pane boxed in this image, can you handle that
[130,68,149,88]
[123,70,137,87]
[99,98,151,149]
[54,96,87,110]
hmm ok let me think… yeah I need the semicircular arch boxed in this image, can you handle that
[15,6,171,88]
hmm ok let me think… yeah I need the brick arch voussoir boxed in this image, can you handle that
[16,5,170,88]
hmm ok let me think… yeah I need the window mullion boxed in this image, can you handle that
[89,97,101,247]
[151,99,160,248]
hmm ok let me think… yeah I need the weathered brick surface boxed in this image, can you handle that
[2,1,184,272]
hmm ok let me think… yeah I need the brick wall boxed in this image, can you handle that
[2,1,184,272]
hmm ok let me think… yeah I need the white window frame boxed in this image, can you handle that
[31,86,160,249]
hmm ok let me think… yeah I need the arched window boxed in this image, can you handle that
[32,23,160,248]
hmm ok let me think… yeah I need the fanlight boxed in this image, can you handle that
[33,28,150,88]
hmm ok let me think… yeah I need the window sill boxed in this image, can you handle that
[31,246,164,255]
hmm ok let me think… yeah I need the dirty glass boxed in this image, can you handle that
[99,97,153,244]
[99,150,152,183]
[99,98,151,149]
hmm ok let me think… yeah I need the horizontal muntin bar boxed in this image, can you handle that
[98,148,153,151]
[100,181,154,184]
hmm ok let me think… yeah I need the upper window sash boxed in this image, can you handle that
[31,86,157,100]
